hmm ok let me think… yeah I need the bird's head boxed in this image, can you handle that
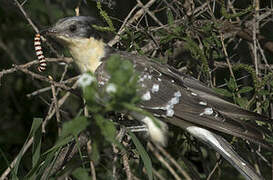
[45,16,103,45]
[44,16,109,72]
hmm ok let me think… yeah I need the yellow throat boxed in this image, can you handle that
[59,36,106,73]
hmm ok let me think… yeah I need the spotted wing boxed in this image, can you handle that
[98,51,272,149]
[119,52,272,149]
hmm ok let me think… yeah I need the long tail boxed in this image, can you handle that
[165,119,264,180]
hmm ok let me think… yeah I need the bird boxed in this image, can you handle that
[43,16,272,180]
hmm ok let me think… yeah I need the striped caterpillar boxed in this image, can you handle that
[34,33,47,72]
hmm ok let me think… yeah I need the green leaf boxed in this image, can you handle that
[61,116,89,138]
[238,86,253,94]
[95,115,116,143]
[90,140,100,164]
[235,97,248,108]
[213,88,233,97]
[36,147,62,180]
[106,54,122,74]
[167,9,174,25]
[262,100,269,112]
[12,118,43,180]
[258,89,269,96]
[72,168,90,180]
[227,77,237,91]
[32,118,43,168]
[128,131,153,180]
[43,136,73,155]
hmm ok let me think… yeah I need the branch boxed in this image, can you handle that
[0,57,73,82]
[108,0,157,46]
[14,0,39,33]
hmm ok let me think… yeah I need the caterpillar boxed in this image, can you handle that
[34,33,47,72]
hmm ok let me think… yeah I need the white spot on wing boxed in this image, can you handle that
[170,97,179,105]
[163,91,182,117]
[166,109,174,117]
[139,77,144,82]
[174,91,181,97]
[200,107,213,116]
[151,84,159,93]
[199,101,207,106]
[143,74,148,79]
[141,91,151,101]
[191,92,197,96]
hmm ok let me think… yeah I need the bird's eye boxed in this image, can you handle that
[69,25,77,32]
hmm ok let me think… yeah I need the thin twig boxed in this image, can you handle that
[49,75,62,135]
[0,137,34,180]
[112,143,118,180]
[121,138,132,180]
[26,87,51,98]
[136,0,164,27]
[152,168,165,180]
[253,0,259,76]
[220,33,236,81]
[108,0,157,46]
[42,82,78,132]
[87,140,96,180]
[0,57,72,81]
[15,66,75,92]
[14,0,39,33]
[207,156,222,180]
[148,143,181,180]
[26,75,79,98]
[155,144,192,180]
[122,152,132,180]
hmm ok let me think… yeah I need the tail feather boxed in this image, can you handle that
[185,125,264,180]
